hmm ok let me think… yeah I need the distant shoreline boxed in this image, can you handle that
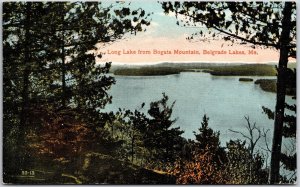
[111,63,279,76]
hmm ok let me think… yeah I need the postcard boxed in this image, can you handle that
[2,1,296,184]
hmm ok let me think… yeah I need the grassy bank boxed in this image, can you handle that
[254,79,277,93]
[254,79,296,96]
[203,64,276,76]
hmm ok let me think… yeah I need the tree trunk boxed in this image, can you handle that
[18,2,31,170]
[131,135,135,163]
[269,2,293,184]
[61,8,66,108]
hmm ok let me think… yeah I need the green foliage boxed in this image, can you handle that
[206,64,276,76]
[193,115,227,166]
[114,67,181,76]
[255,69,296,96]
[3,1,297,184]
[104,94,185,168]
[194,115,220,151]
[255,79,277,93]
[104,108,148,164]
[112,63,276,76]
[145,93,185,164]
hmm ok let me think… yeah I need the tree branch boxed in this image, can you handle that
[262,128,271,152]
[228,129,251,142]
[239,9,282,28]
[175,10,296,49]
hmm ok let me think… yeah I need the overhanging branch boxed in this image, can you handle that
[175,10,296,49]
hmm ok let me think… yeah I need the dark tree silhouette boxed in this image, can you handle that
[262,68,296,182]
[194,115,220,151]
[193,115,227,167]
[145,93,184,165]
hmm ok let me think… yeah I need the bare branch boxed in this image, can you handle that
[229,116,264,157]
[288,171,296,182]
[262,128,271,152]
[228,129,251,142]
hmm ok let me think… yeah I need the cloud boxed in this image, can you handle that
[156,12,176,17]
[150,21,159,27]
[142,21,159,35]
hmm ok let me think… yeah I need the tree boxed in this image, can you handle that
[172,115,268,184]
[194,115,220,152]
[262,68,296,182]
[145,93,184,166]
[193,115,226,164]
[161,2,296,183]
[227,117,270,184]
[171,115,226,184]
[3,1,150,180]
[229,116,262,157]
[225,140,268,184]
[105,108,148,164]
[102,94,185,168]
[128,109,150,164]
[3,2,53,174]
[172,146,226,184]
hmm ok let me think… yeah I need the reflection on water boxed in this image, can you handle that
[104,72,295,150]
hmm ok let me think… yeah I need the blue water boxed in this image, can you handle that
[104,72,295,150]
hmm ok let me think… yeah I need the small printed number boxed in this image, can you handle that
[21,170,35,176]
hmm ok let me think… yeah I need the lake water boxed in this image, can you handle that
[104,72,295,150]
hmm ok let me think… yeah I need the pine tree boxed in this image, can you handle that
[172,115,226,184]
[145,93,184,165]
[193,115,227,166]
[3,2,54,174]
[194,115,220,151]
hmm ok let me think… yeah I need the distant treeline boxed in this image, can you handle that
[112,63,277,76]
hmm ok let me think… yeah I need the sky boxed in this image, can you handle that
[95,1,287,65]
